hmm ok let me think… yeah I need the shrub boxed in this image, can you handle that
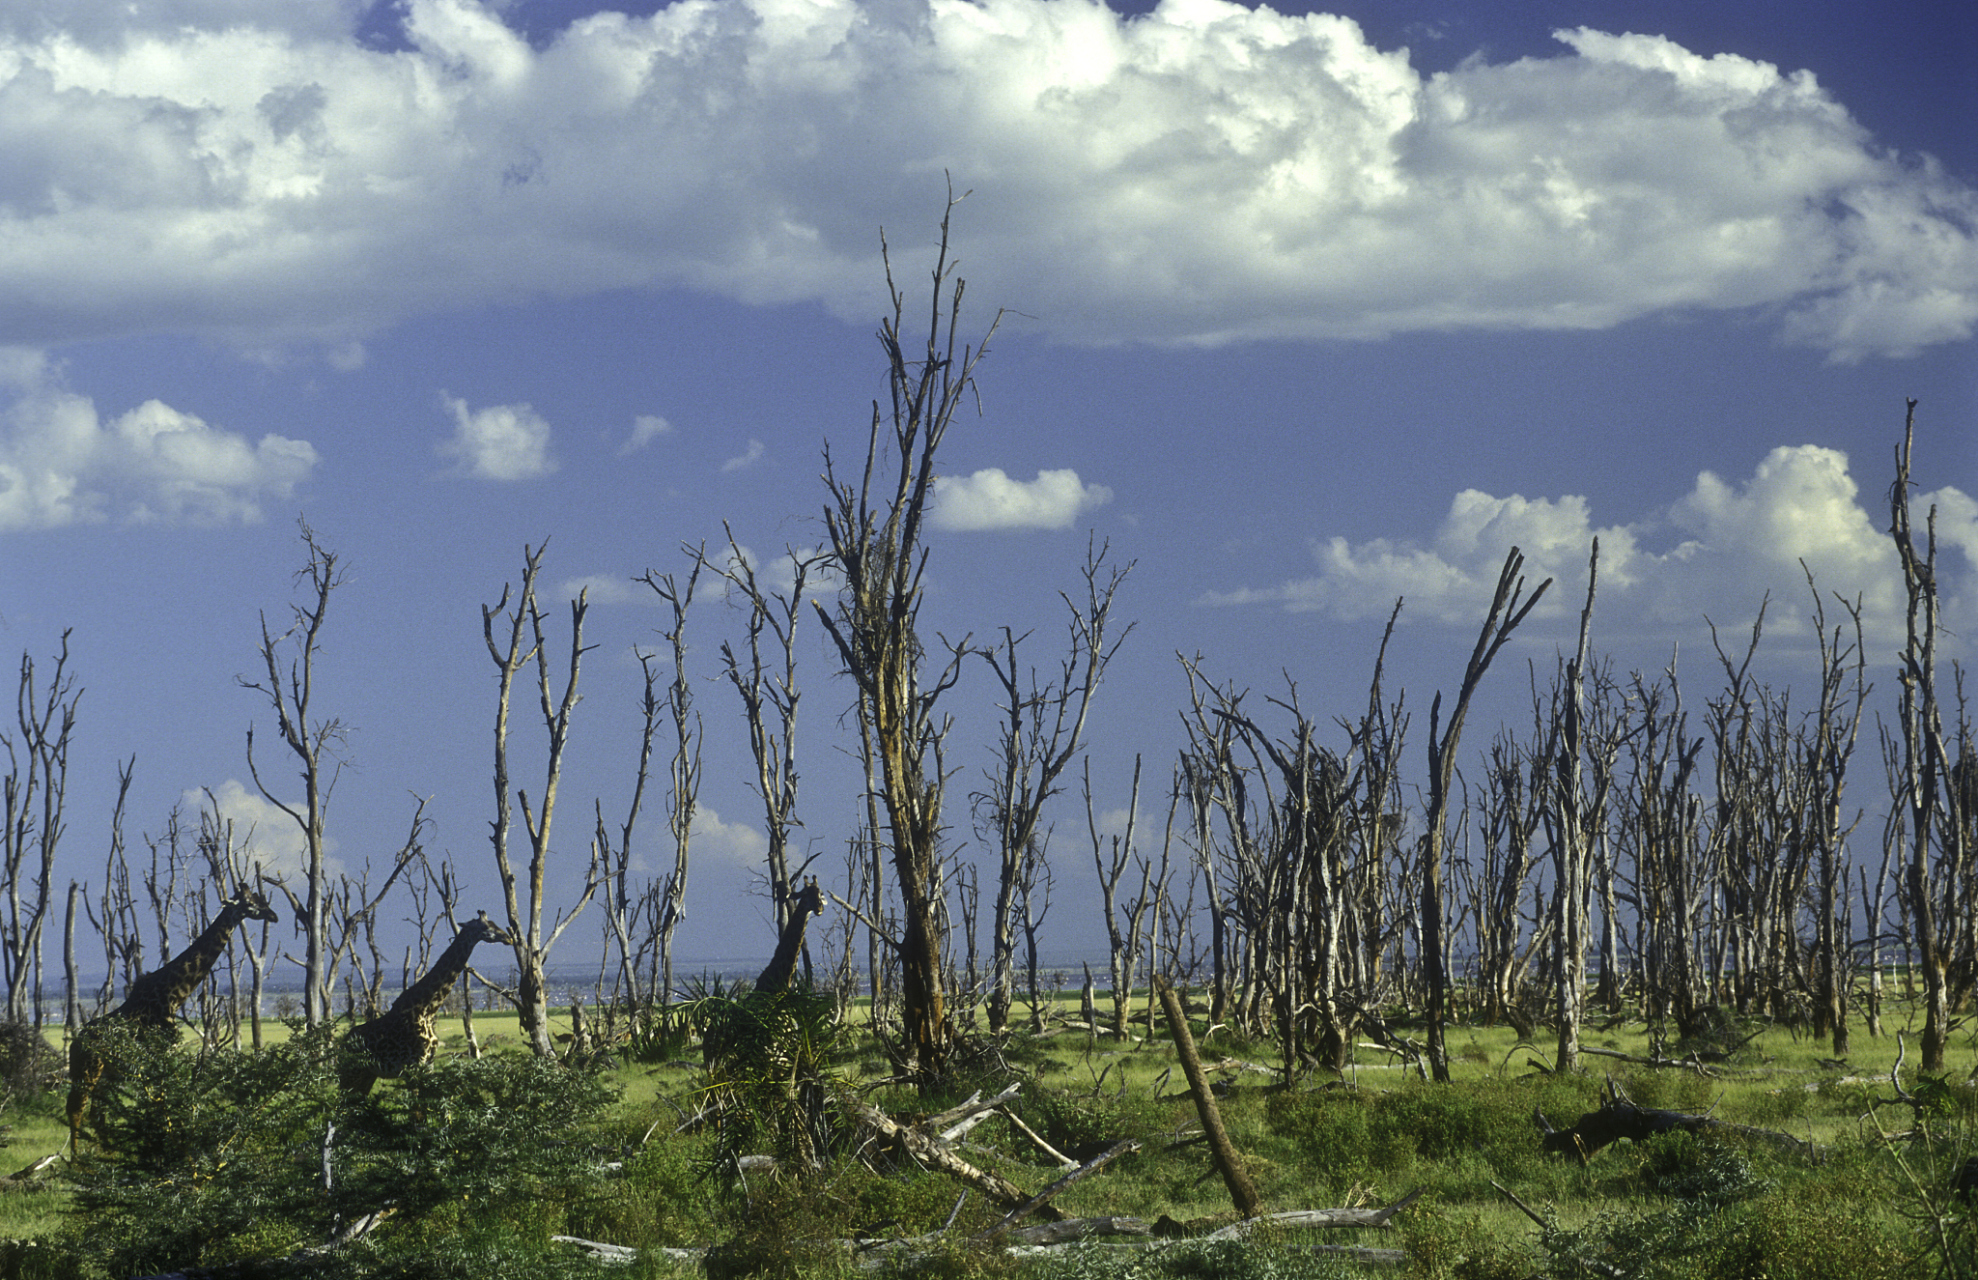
[61,1023,622,1279]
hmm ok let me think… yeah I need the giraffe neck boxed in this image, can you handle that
[120,901,256,1025]
[389,929,486,1020]
[755,899,816,993]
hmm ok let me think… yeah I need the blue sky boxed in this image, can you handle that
[2,0,1974,982]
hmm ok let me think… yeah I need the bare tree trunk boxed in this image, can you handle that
[238,521,345,1027]
[708,529,821,939]
[642,564,702,1017]
[1886,399,1960,1072]
[3,632,78,1027]
[1421,549,1550,1081]
[1549,541,1600,1073]
[815,196,1000,1081]
[483,544,603,1058]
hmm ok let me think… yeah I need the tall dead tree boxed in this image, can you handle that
[642,562,702,1017]
[596,648,664,1018]
[708,530,821,936]
[1801,570,1868,1055]
[3,632,79,1027]
[1421,547,1549,1082]
[483,542,604,1058]
[239,520,343,1027]
[1886,399,1966,1072]
[1621,664,1710,1048]
[1546,541,1607,1073]
[815,198,999,1079]
[975,539,1132,1033]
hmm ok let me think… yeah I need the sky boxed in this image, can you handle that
[1,0,1975,989]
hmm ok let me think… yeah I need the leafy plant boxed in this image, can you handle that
[60,1022,621,1279]
[685,982,855,1180]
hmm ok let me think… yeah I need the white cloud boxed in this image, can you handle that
[931,467,1112,532]
[436,395,554,481]
[0,367,317,530]
[620,413,672,455]
[690,804,768,870]
[190,778,338,882]
[0,2,1968,358]
[718,541,842,599]
[556,573,646,606]
[1205,445,1976,650]
[720,438,766,473]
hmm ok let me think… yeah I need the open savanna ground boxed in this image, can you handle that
[0,983,1970,1280]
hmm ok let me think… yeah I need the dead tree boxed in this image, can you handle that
[1469,728,1546,1035]
[1543,542,1619,1073]
[1621,664,1710,1047]
[973,540,1131,1034]
[1801,570,1869,1056]
[1085,757,1159,1041]
[238,519,344,1027]
[641,561,702,1017]
[1886,399,1968,1072]
[1420,548,1550,1081]
[815,198,998,1080]
[482,542,604,1058]
[706,527,822,936]
[595,646,664,1021]
[2,632,79,1027]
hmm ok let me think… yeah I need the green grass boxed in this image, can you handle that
[1,994,1971,1278]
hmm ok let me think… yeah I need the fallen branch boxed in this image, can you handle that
[849,1098,1063,1222]
[1204,1189,1424,1239]
[1000,1107,1077,1168]
[978,1138,1142,1240]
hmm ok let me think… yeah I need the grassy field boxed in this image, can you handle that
[0,991,1972,1278]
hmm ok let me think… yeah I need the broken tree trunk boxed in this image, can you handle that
[1157,975,1261,1217]
[1534,1076,1816,1162]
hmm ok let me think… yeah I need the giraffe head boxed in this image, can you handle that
[221,886,280,927]
[459,911,515,948]
[792,876,824,920]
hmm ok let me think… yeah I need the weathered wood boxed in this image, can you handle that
[1156,975,1261,1217]
[1204,1189,1423,1239]
[1001,1216,1154,1247]
[979,1138,1141,1239]
[1000,1107,1076,1168]
[927,1081,1021,1138]
[849,1098,1063,1222]
[552,1235,639,1265]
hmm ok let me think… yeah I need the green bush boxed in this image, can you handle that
[60,1023,622,1279]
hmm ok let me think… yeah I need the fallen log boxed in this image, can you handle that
[978,1138,1142,1240]
[1203,1189,1423,1239]
[1156,975,1261,1218]
[848,1098,1064,1222]
[1534,1076,1816,1163]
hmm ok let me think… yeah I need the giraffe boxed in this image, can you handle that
[753,876,825,994]
[339,912,515,1095]
[67,885,280,1152]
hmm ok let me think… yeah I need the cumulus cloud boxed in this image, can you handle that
[0,1,1968,357]
[1204,445,1976,650]
[191,778,337,881]
[436,396,554,480]
[690,805,768,870]
[931,467,1112,532]
[0,364,317,530]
